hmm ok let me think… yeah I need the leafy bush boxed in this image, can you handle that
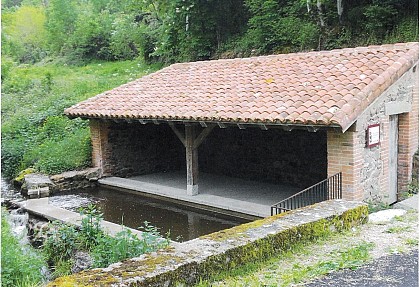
[385,17,419,43]
[77,204,105,250]
[363,3,397,41]
[43,205,170,275]
[24,127,92,175]
[43,222,79,266]
[1,60,159,179]
[1,209,47,287]
[91,221,169,268]
[0,56,15,81]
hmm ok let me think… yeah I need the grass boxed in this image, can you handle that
[404,238,419,246]
[386,226,412,233]
[367,201,392,213]
[278,242,374,286]
[1,58,162,178]
[195,211,418,287]
[195,237,374,287]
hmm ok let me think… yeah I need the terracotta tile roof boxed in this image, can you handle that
[65,42,418,131]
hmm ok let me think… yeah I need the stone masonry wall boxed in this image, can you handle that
[107,122,185,177]
[200,127,327,188]
[328,65,419,202]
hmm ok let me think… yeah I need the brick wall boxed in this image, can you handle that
[397,65,419,196]
[90,119,112,175]
[327,128,364,201]
[327,65,419,203]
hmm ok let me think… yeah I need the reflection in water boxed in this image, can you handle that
[52,187,248,242]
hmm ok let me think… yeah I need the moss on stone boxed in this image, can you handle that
[48,201,368,287]
[46,270,120,286]
[13,168,36,183]
[200,212,288,242]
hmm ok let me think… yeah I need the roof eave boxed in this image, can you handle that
[67,114,342,131]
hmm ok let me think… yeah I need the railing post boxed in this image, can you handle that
[270,172,343,215]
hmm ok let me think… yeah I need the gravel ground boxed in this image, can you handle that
[206,209,418,287]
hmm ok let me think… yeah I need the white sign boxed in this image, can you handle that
[366,124,380,147]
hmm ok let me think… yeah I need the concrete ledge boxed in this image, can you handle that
[48,200,368,287]
[393,194,418,211]
[100,177,272,218]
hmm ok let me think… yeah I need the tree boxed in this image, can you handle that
[1,5,47,62]
[45,0,77,54]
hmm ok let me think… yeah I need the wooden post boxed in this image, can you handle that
[168,122,214,196]
[185,124,199,195]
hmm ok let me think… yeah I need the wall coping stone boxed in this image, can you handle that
[48,199,368,287]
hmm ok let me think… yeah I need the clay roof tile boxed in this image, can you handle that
[65,42,419,132]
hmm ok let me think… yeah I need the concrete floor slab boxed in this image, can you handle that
[99,171,300,218]
[393,194,419,211]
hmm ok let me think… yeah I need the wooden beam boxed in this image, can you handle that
[306,126,320,132]
[168,122,186,147]
[193,125,215,149]
[282,125,294,132]
[185,125,198,195]
[259,124,268,130]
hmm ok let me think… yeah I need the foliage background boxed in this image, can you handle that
[1,0,418,178]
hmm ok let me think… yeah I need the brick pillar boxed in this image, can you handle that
[327,127,364,201]
[89,119,112,175]
[397,69,419,196]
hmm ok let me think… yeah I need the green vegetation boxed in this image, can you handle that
[1,205,168,284]
[404,238,419,246]
[1,208,48,287]
[1,60,160,178]
[367,201,392,213]
[43,204,169,278]
[2,0,418,65]
[194,238,374,287]
[194,210,417,287]
[276,242,374,286]
[386,225,412,233]
[1,1,418,178]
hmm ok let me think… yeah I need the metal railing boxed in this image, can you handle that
[271,172,342,216]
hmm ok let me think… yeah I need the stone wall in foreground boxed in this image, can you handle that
[48,200,367,287]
